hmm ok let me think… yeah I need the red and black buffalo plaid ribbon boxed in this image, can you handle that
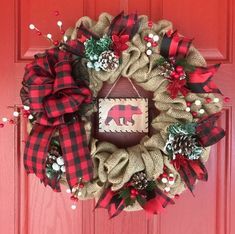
[108,11,140,39]
[187,64,222,94]
[160,31,192,59]
[196,112,225,147]
[142,187,175,215]
[96,187,125,218]
[20,47,93,191]
[172,155,208,193]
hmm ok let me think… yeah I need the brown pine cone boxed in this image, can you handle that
[131,171,148,190]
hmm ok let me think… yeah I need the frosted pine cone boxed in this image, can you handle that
[131,171,148,190]
[172,135,199,159]
[98,50,119,72]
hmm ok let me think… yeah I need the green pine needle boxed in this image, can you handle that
[175,58,196,72]
[156,57,167,66]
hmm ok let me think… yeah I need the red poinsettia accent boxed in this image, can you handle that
[112,34,129,57]
[167,78,189,99]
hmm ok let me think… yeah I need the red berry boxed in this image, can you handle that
[70,195,78,202]
[144,36,149,41]
[152,42,158,47]
[176,66,183,73]
[170,71,176,77]
[0,123,4,128]
[9,119,15,124]
[175,194,180,199]
[162,172,168,178]
[192,111,197,117]
[163,165,167,170]
[54,10,60,16]
[37,31,42,36]
[130,188,137,195]
[169,176,174,181]
[224,96,230,103]
[130,194,136,199]
[79,183,84,188]
[173,73,180,79]
[148,21,153,27]
[186,101,191,107]
[206,97,212,103]
[53,40,59,46]
[60,29,65,35]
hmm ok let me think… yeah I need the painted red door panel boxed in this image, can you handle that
[0,0,234,234]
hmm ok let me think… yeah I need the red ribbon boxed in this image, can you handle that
[196,112,225,147]
[21,48,93,191]
[187,64,222,94]
[172,155,208,193]
[96,187,125,218]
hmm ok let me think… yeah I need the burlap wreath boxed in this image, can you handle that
[55,13,222,211]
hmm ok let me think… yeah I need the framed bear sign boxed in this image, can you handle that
[98,98,148,133]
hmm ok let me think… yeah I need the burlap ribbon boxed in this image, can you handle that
[57,13,222,210]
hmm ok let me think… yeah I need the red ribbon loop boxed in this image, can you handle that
[21,48,93,191]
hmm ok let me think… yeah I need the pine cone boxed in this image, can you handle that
[98,50,119,72]
[172,135,198,157]
[131,171,148,190]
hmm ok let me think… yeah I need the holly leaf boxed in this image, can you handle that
[119,188,130,199]
[124,197,135,206]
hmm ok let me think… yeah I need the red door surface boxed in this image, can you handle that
[0,1,235,234]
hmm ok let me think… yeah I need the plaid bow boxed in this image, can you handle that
[160,31,192,59]
[108,11,140,39]
[20,48,93,191]
[142,187,175,215]
[96,187,125,218]
[196,112,225,147]
[187,64,222,94]
[172,155,208,193]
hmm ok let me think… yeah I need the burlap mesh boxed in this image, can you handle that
[46,13,223,211]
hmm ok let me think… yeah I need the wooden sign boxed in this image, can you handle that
[98,98,148,133]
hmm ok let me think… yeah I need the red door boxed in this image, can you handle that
[0,1,234,234]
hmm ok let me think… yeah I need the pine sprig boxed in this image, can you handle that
[168,122,197,136]
[156,57,167,66]
[146,180,157,191]
[175,58,196,72]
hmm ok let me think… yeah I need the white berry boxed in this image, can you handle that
[186,107,191,112]
[47,34,52,39]
[148,33,153,38]
[153,35,159,42]
[29,24,35,30]
[57,21,63,27]
[161,177,168,184]
[77,191,82,196]
[195,100,201,106]
[213,98,219,103]
[60,165,66,173]
[28,114,34,120]
[52,163,60,171]
[71,204,77,210]
[63,35,68,42]
[2,117,8,122]
[164,187,171,192]
[168,180,175,185]
[66,189,71,194]
[13,111,19,117]
[23,105,30,110]
[146,49,152,55]
[199,109,205,114]
[56,156,64,166]
[147,42,152,47]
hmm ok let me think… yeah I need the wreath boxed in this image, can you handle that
[18,12,226,218]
